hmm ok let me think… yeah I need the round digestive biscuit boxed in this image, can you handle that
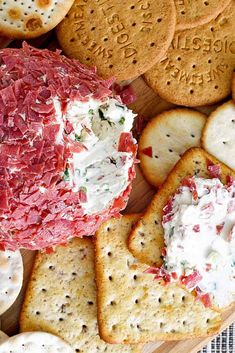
[0,250,23,315]
[56,0,176,81]
[144,1,235,107]
[139,109,206,187]
[175,0,231,31]
[202,100,235,170]
[0,0,75,39]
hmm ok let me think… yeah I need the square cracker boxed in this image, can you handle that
[95,214,221,344]
[129,148,235,266]
[20,238,140,353]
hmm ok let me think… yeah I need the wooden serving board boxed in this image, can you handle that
[0,73,234,353]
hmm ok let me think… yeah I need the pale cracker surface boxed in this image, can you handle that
[20,238,140,353]
[0,250,23,315]
[129,148,235,266]
[0,332,74,353]
[139,108,207,187]
[0,0,74,39]
[95,214,221,344]
[202,100,235,171]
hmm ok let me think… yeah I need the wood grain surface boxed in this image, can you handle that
[0,49,234,353]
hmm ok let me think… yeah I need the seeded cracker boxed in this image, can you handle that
[128,148,235,266]
[175,0,231,31]
[144,1,235,107]
[0,1,75,39]
[56,0,176,81]
[139,109,207,187]
[94,214,221,344]
[20,238,140,353]
[202,100,235,170]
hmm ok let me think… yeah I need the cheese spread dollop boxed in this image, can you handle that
[55,96,136,215]
[163,177,235,308]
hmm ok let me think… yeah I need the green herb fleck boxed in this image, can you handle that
[115,103,125,109]
[63,168,70,182]
[80,186,87,192]
[119,117,125,125]
[88,109,94,115]
[169,227,175,238]
[75,134,81,141]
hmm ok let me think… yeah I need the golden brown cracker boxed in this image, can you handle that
[129,148,235,266]
[56,0,176,81]
[95,215,221,344]
[144,1,235,107]
[175,0,231,30]
[20,238,140,353]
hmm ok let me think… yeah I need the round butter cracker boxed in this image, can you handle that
[175,0,231,31]
[202,100,235,170]
[139,109,207,187]
[0,250,23,315]
[144,1,235,107]
[56,0,176,81]
[0,332,74,353]
[0,332,8,345]
[0,0,75,39]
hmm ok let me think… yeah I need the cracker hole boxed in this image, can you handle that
[150,42,155,47]
[154,220,158,225]
[90,10,94,14]
[132,22,136,26]
[130,5,135,9]
[190,89,194,94]
[157,18,162,23]
[42,288,46,292]
[169,149,173,153]
[107,227,111,231]
[231,119,235,123]
[214,85,218,89]
[59,318,64,321]
[139,231,145,237]
[75,350,80,352]
[160,322,164,328]
[158,297,162,303]
[108,276,113,281]
[72,272,77,276]
[133,59,137,64]
[182,296,185,301]
[183,320,186,325]
[70,38,75,43]
[181,11,185,15]
[140,241,145,246]
[192,64,196,68]
[49,265,55,270]
[112,325,117,330]
[110,300,116,306]
[109,64,113,69]
[82,325,88,332]
[137,324,141,329]
[223,141,226,144]
[135,299,139,304]
[66,295,70,299]
[166,134,170,137]
[191,134,195,138]
[91,27,96,31]
[107,251,112,257]
[204,1,209,5]
[36,311,40,315]
[210,27,214,32]
[87,301,94,305]
[177,57,181,61]
[206,318,210,323]
[104,38,108,42]
[167,81,171,85]
[133,275,137,280]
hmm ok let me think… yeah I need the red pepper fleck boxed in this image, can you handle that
[171,272,178,280]
[226,175,235,187]
[207,160,222,179]
[79,188,87,203]
[161,247,167,257]
[193,224,200,232]
[181,177,198,201]
[216,223,224,235]
[205,263,212,272]
[195,288,212,308]
[180,270,202,289]
[141,146,153,158]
